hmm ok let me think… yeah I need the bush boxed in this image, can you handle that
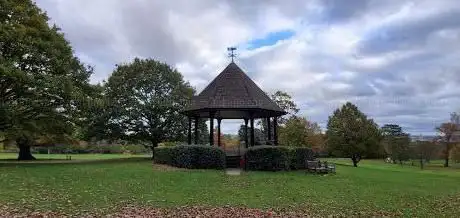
[290,147,314,170]
[158,141,179,147]
[123,144,150,154]
[245,146,291,171]
[153,145,226,169]
[154,147,174,165]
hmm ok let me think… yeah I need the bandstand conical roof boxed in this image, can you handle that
[182,62,286,119]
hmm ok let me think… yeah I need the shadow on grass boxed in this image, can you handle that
[0,157,152,168]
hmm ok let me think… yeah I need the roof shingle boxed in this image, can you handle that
[183,62,286,118]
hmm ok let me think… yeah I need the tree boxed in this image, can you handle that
[436,112,460,167]
[279,116,324,148]
[326,102,381,167]
[259,90,299,137]
[194,119,209,144]
[417,140,438,163]
[413,140,440,169]
[237,125,265,145]
[104,58,194,158]
[381,124,411,164]
[1,0,92,160]
[451,144,460,164]
[270,91,299,123]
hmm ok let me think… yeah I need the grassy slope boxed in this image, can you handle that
[0,155,459,217]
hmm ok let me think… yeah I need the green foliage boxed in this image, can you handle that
[270,91,299,124]
[32,143,150,155]
[258,90,299,137]
[0,0,93,160]
[381,124,411,163]
[153,147,174,165]
[159,141,179,147]
[289,147,315,170]
[237,125,265,145]
[279,116,323,148]
[245,146,291,171]
[193,119,209,144]
[326,102,382,164]
[154,145,225,169]
[104,58,195,155]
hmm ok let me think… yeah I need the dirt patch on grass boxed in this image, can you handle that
[0,205,310,218]
[0,206,63,218]
[152,164,182,171]
[106,205,310,218]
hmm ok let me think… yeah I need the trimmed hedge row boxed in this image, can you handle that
[245,146,314,171]
[290,147,315,170]
[154,145,226,169]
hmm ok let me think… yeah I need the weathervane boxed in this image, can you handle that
[227,47,237,62]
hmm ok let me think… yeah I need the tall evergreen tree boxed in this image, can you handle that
[326,102,381,167]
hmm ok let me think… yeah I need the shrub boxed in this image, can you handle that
[290,147,314,170]
[153,145,225,169]
[158,141,179,147]
[245,146,291,171]
[123,144,150,154]
[154,147,174,164]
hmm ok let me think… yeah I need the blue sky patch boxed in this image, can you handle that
[246,30,295,50]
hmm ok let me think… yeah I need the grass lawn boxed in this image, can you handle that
[1,154,459,217]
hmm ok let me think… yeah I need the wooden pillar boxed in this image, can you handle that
[266,117,271,143]
[244,118,249,148]
[187,117,192,145]
[217,118,222,147]
[209,112,214,146]
[250,118,255,147]
[194,117,199,144]
[273,116,278,146]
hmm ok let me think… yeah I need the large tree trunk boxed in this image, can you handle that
[352,160,357,167]
[150,141,158,160]
[444,155,449,167]
[150,146,155,160]
[16,137,36,161]
[351,153,361,167]
[17,144,36,161]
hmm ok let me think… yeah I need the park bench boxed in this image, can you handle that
[306,160,336,174]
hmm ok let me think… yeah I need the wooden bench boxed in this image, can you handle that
[324,161,336,174]
[306,160,336,174]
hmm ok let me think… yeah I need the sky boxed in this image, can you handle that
[35,0,460,135]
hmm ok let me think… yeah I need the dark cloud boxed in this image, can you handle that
[357,9,460,55]
[319,0,370,22]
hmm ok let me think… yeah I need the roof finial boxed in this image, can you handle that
[227,47,237,63]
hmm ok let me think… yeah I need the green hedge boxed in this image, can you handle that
[154,147,173,165]
[154,145,226,169]
[245,146,314,171]
[290,147,314,170]
[245,146,291,171]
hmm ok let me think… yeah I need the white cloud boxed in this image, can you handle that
[35,0,460,135]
